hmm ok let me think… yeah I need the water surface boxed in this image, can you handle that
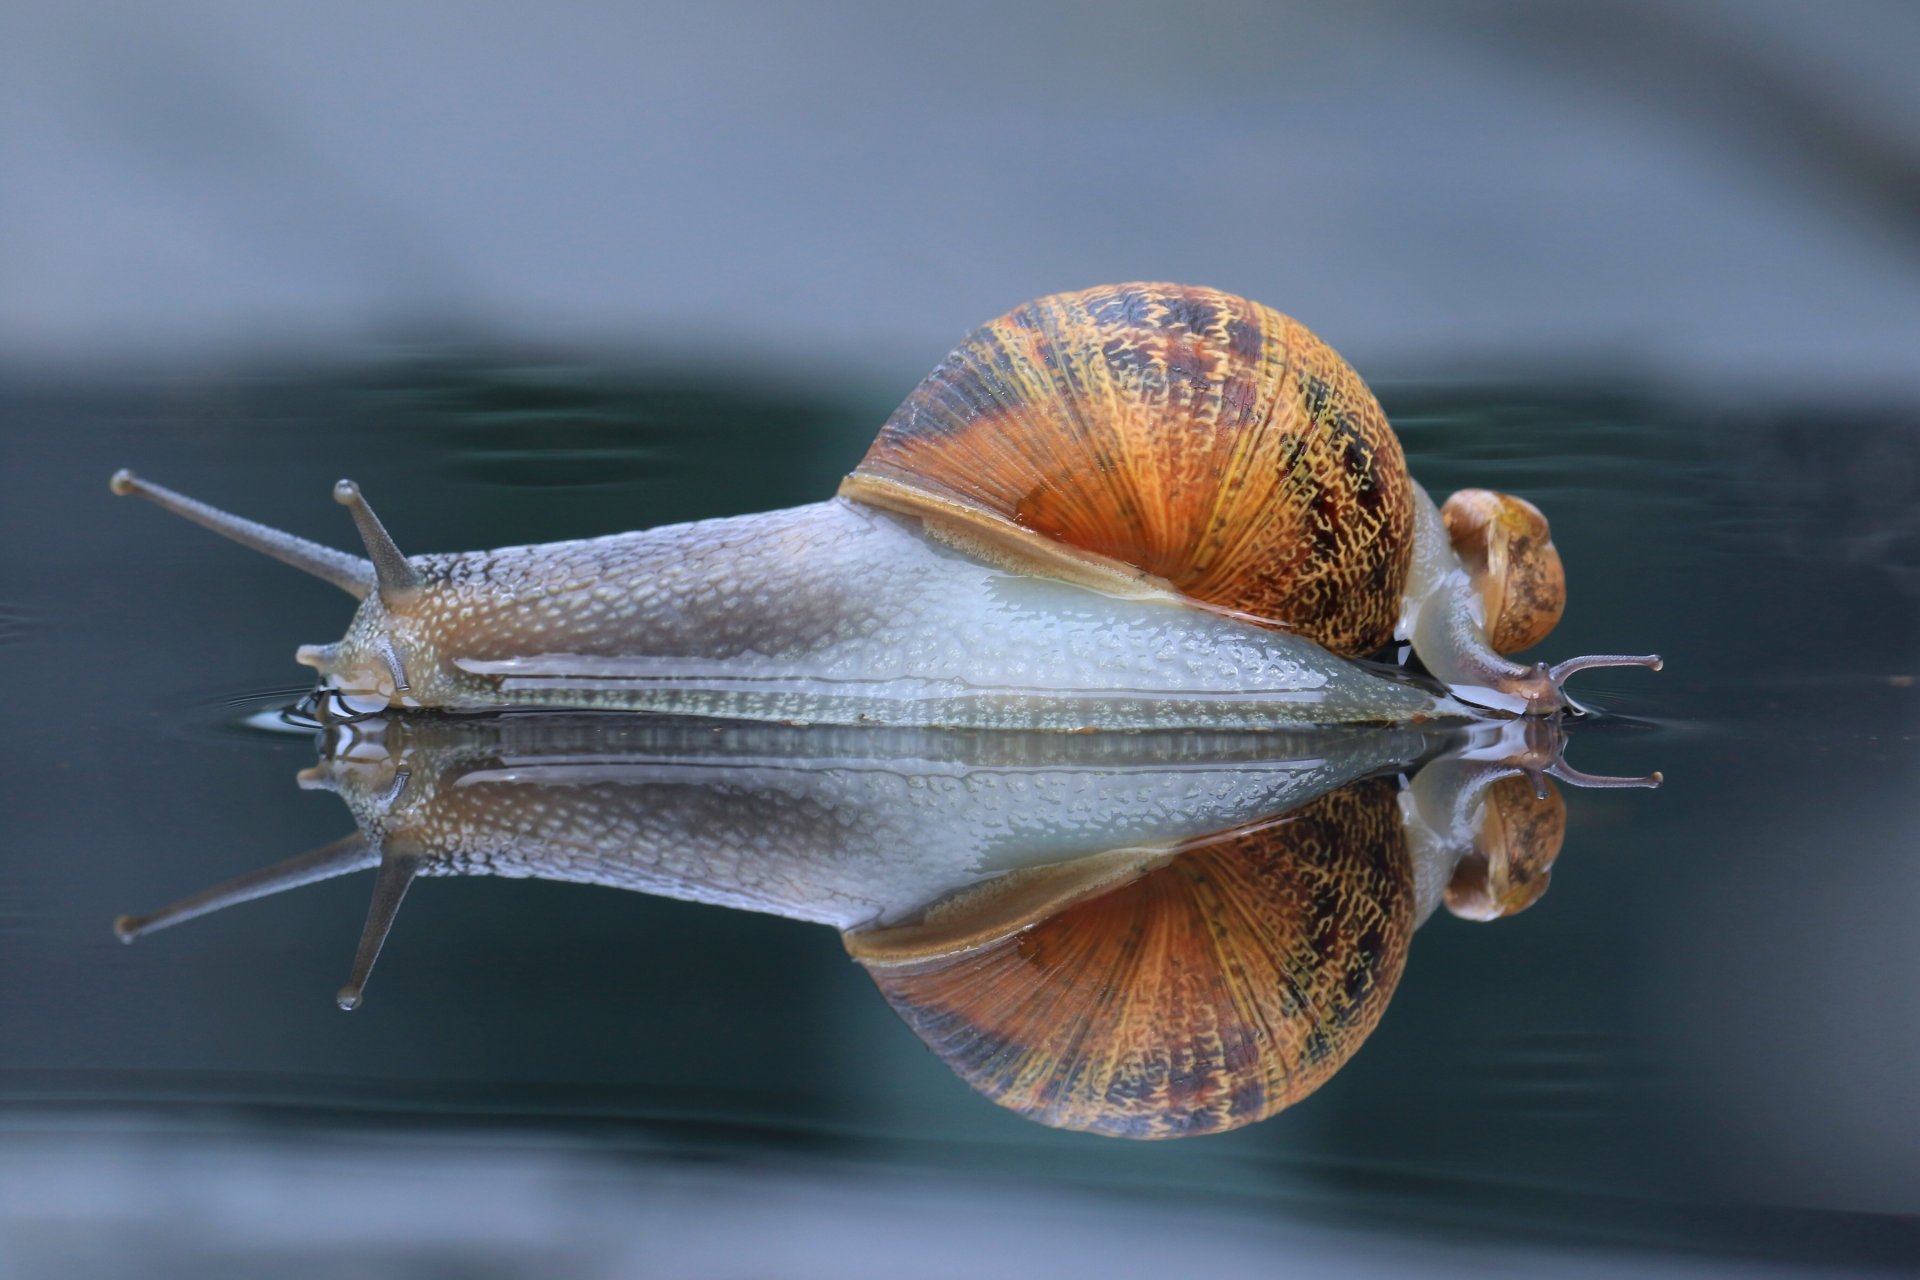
[2,358,1916,1274]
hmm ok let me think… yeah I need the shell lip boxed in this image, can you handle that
[845,846,1171,968]
[837,473,1182,605]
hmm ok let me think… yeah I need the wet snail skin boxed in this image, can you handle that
[115,714,1657,1136]
[111,284,1659,729]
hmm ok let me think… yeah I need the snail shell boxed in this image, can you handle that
[843,283,1415,656]
[1442,772,1567,920]
[847,778,1415,1139]
[1440,489,1567,655]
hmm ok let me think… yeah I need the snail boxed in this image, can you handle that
[109,284,1659,729]
[114,711,1657,1136]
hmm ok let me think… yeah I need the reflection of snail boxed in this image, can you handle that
[115,714,1655,1137]
[851,720,1651,1137]
[111,285,1658,727]
[853,779,1419,1137]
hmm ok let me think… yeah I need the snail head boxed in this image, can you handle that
[295,714,427,824]
[110,471,455,719]
[1412,717,1660,921]
[1436,488,1661,716]
[115,711,438,1011]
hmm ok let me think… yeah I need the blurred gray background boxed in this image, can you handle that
[4,5,1919,1276]
[5,0,1919,394]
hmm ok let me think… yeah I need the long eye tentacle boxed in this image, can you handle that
[1549,654,1664,684]
[113,832,377,942]
[335,850,421,1011]
[111,470,375,598]
[1544,758,1663,789]
[333,479,421,606]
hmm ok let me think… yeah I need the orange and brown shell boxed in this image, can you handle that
[841,283,1416,657]
[1439,489,1567,655]
[845,779,1415,1139]
[1443,773,1566,920]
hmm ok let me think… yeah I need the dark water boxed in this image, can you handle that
[3,358,1917,1276]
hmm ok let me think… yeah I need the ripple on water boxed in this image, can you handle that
[0,602,40,646]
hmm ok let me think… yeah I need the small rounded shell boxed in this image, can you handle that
[848,779,1414,1139]
[1443,773,1566,920]
[1440,489,1567,655]
[842,284,1415,656]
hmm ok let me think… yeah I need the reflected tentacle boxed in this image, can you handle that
[115,833,376,942]
[336,852,421,1011]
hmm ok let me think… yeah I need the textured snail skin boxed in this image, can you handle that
[307,499,1458,728]
[316,716,1444,930]
[112,284,1658,727]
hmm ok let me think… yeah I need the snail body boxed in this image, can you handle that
[112,284,1658,727]
[115,713,1655,1132]
[117,716,1444,1009]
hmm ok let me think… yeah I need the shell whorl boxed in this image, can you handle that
[842,284,1415,656]
[850,779,1415,1139]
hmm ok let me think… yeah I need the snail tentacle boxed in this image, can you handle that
[110,470,375,599]
[1546,759,1663,789]
[112,832,376,943]
[336,850,421,1011]
[1549,654,1665,683]
[334,479,421,606]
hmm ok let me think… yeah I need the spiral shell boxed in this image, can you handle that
[1443,773,1566,920]
[841,284,1415,656]
[846,779,1415,1138]
[1439,489,1567,655]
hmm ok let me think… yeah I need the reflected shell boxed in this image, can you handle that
[848,779,1414,1139]
[1444,773,1566,920]
[842,284,1415,656]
